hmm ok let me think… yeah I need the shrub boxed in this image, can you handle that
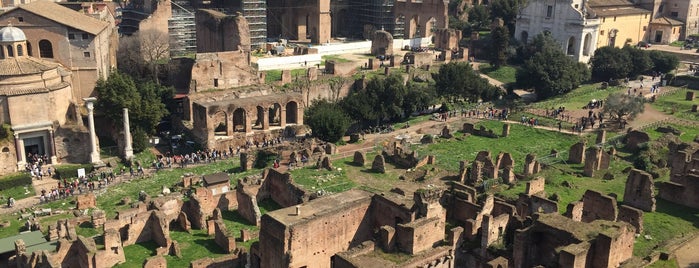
[0,173,32,191]
[54,164,94,179]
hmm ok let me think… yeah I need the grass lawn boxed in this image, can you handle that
[531,83,624,110]
[416,120,583,172]
[321,55,351,63]
[651,88,699,121]
[0,172,34,202]
[288,160,356,194]
[646,122,699,143]
[114,241,159,268]
[478,63,517,85]
[647,258,679,268]
[634,199,699,256]
[265,69,308,84]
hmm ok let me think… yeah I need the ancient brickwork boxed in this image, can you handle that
[258,168,308,207]
[236,184,262,226]
[371,30,394,56]
[623,169,656,212]
[581,190,618,223]
[195,9,251,52]
[568,141,586,164]
[618,205,644,234]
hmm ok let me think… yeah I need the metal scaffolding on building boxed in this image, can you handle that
[241,0,267,48]
[169,0,196,57]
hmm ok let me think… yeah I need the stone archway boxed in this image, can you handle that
[286,101,298,124]
[269,103,282,127]
[424,17,437,38]
[233,108,247,133]
[212,110,228,136]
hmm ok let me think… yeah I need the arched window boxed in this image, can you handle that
[16,44,23,56]
[26,41,32,56]
[583,33,592,56]
[0,46,4,59]
[39,39,53,58]
[567,36,576,55]
[6,45,13,57]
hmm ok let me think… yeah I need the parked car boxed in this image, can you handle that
[637,41,651,48]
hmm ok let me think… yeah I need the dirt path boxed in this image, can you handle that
[675,234,699,268]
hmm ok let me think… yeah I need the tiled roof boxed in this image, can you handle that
[588,0,651,16]
[0,56,59,76]
[13,1,108,35]
[0,81,70,96]
[650,16,684,26]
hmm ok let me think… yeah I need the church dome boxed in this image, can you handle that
[0,25,26,42]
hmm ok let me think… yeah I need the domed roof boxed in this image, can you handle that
[0,25,26,42]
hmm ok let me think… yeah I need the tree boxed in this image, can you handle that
[622,45,653,77]
[402,82,436,117]
[489,25,509,68]
[490,0,525,34]
[649,50,679,73]
[432,62,501,102]
[590,46,632,81]
[468,5,491,30]
[514,33,562,63]
[341,74,407,125]
[516,35,590,99]
[118,29,170,81]
[602,93,645,127]
[304,99,352,143]
[95,71,171,152]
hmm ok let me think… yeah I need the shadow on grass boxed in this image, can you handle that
[655,198,699,229]
[192,238,227,254]
[220,210,255,226]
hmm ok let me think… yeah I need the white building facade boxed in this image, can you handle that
[515,0,601,63]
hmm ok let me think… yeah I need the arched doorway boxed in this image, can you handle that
[567,36,576,55]
[269,103,282,127]
[233,108,246,132]
[286,101,298,124]
[212,111,228,136]
[583,33,592,56]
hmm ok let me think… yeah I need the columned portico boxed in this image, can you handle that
[11,121,56,169]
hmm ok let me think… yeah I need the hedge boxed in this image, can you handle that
[0,173,32,191]
[54,164,94,179]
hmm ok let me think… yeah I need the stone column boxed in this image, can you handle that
[123,108,133,160]
[49,129,58,164]
[83,97,102,164]
[280,108,287,128]
[14,133,23,169]
[262,109,270,130]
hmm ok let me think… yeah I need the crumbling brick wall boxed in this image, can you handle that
[258,169,308,207]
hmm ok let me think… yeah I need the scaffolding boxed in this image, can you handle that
[354,0,396,38]
[241,0,267,48]
[169,0,196,57]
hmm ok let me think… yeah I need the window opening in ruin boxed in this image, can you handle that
[26,41,31,56]
[17,44,22,56]
[6,45,13,57]
[214,78,219,87]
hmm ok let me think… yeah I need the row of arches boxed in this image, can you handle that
[211,101,299,136]
[394,14,438,39]
[0,39,53,59]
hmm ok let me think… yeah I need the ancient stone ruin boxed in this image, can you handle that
[462,123,498,138]
[372,154,386,173]
[370,30,394,56]
[568,141,586,164]
[623,169,656,212]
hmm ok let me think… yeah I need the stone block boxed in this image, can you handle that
[623,169,656,212]
[353,151,366,166]
[76,193,96,210]
[686,91,695,101]
[281,69,291,84]
[372,155,386,173]
[568,142,586,164]
[441,126,453,139]
[241,229,251,242]
[502,123,510,137]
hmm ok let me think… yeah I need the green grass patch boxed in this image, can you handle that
[322,55,351,63]
[634,199,699,256]
[115,241,159,268]
[647,258,679,268]
[288,161,356,194]
[646,123,699,143]
[76,221,102,238]
[531,83,624,110]
[164,229,229,267]
[54,164,94,180]
[265,69,308,84]
[478,63,517,84]
[0,172,33,201]
[669,41,685,47]
[651,88,699,121]
[416,120,582,172]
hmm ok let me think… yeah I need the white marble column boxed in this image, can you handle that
[83,97,102,164]
[123,108,133,160]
